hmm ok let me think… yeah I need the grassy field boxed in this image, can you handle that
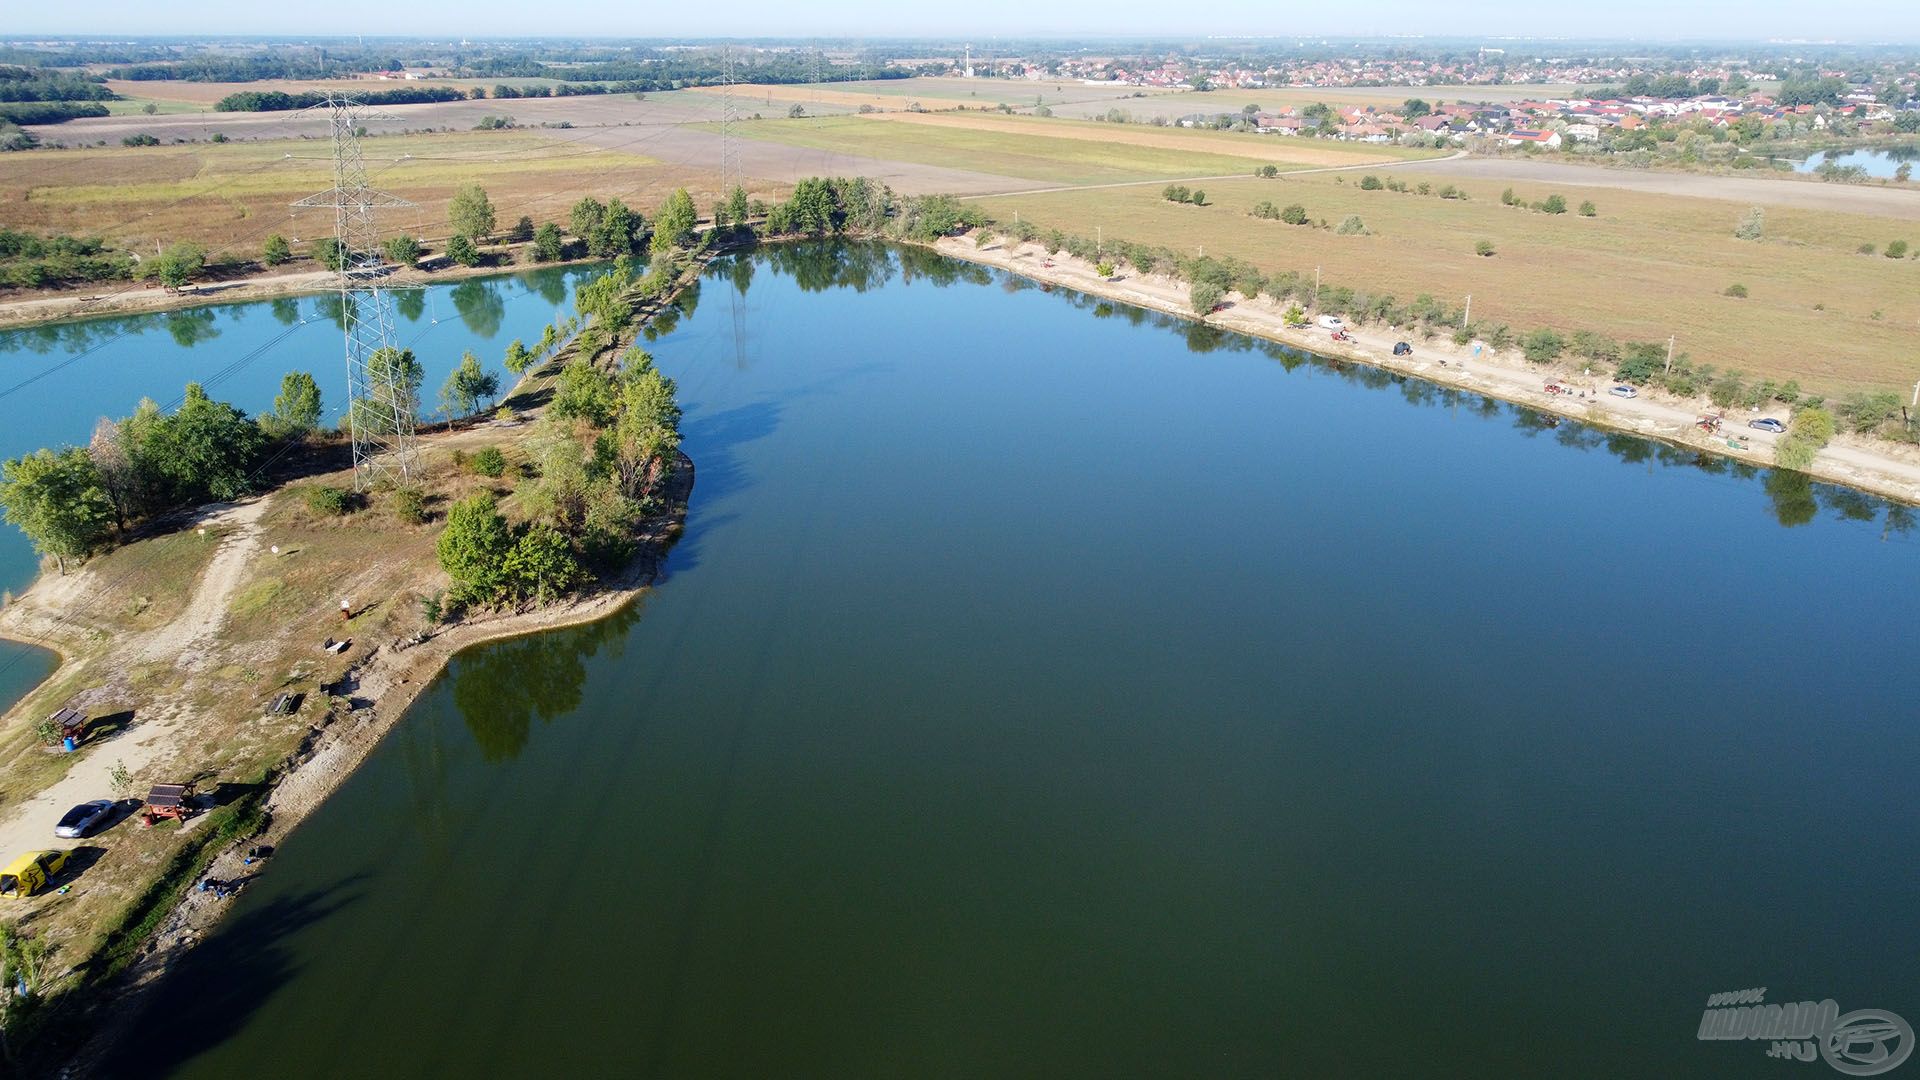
[102,98,208,117]
[0,130,672,255]
[720,113,1433,187]
[976,168,1920,396]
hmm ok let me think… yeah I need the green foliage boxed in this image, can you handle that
[1282,304,1308,327]
[1858,243,1876,256]
[501,522,587,602]
[311,237,346,271]
[1836,392,1903,434]
[1775,406,1837,470]
[262,234,291,265]
[1578,200,1597,217]
[471,446,507,478]
[1256,164,1279,178]
[1335,215,1367,236]
[1475,239,1496,257]
[1520,329,1565,364]
[1501,187,1518,207]
[382,235,421,265]
[549,361,619,426]
[1886,240,1909,259]
[143,242,205,290]
[121,133,159,147]
[509,215,535,243]
[266,370,323,436]
[1280,204,1309,225]
[1189,280,1224,316]
[1733,206,1765,241]
[448,183,497,241]
[148,383,268,503]
[303,485,353,516]
[1724,283,1748,298]
[447,234,481,267]
[439,351,500,419]
[1189,189,1205,206]
[533,222,565,262]
[354,347,424,432]
[1162,184,1191,204]
[1708,369,1748,409]
[438,493,515,604]
[651,188,698,253]
[1359,174,1383,190]
[0,446,115,570]
[504,338,535,375]
[1250,201,1281,220]
[392,487,428,525]
[1541,194,1568,215]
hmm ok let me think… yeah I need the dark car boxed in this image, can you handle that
[1392,342,1412,356]
[55,799,114,839]
[1748,418,1786,433]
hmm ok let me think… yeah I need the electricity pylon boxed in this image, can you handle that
[293,98,417,488]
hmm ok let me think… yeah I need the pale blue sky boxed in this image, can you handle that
[12,1,1918,43]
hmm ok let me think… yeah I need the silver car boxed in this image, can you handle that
[55,800,114,839]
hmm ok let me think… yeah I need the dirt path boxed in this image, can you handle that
[139,500,270,668]
[932,236,1920,505]
[963,150,1468,199]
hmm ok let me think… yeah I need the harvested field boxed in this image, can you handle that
[1412,155,1920,221]
[977,170,1920,396]
[868,111,1445,167]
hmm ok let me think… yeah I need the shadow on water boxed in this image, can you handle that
[676,398,780,507]
[101,879,368,1076]
[451,602,642,762]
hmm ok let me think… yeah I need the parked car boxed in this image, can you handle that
[1609,385,1638,399]
[1748,418,1786,433]
[1316,315,1345,330]
[0,850,69,899]
[55,799,114,839]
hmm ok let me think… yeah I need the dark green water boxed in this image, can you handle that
[96,243,1920,1077]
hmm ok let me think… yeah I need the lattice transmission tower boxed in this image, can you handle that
[293,98,417,489]
[718,46,743,199]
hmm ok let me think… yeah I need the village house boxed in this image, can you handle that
[1505,129,1563,148]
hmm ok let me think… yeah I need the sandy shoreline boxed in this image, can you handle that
[930,235,1920,507]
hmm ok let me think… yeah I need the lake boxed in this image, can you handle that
[1792,145,1920,178]
[0,263,609,712]
[34,242,1920,1076]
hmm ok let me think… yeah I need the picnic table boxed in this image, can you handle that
[142,783,191,827]
[50,707,86,743]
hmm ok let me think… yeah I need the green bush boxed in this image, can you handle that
[1335,215,1368,236]
[1578,201,1597,217]
[1887,240,1909,259]
[1724,283,1748,298]
[393,487,428,525]
[1521,329,1565,364]
[1360,175,1383,190]
[1280,204,1309,225]
[1475,239,1496,257]
[471,446,507,478]
[304,485,353,516]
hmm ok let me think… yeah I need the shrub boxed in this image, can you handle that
[1521,329,1565,364]
[1837,392,1903,434]
[1437,184,1464,200]
[1578,201,1597,217]
[393,487,428,525]
[1189,189,1206,206]
[1887,240,1909,259]
[1541,194,1568,214]
[1733,206,1765,241]
[1475,239,1496,257]
[1724,283,1748,298]
[1256,164,1279,178]
[1280,204,1309,225]
[1857,243,1876,256]
[471,446,507,478]
[1282,304,1307,327]
[1708,370,1748,409]
[1335,215,1368,235]
[447,234,481,266]
[1189,281,1225,316]
[1360,174,1383,190]
[304,485,353,516]
[1500,187,1518,206]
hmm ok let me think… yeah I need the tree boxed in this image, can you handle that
[268,370,323,435]
[550,361,619,426]
[1403,98,1432,118]
[504,339,535,375]
[1886,240,1909,259]
[1360,174,1383,190]
[1256,164,1279,178]
[383,235,421,265]
[1335,215,1367,235]
[502,523,586,602]
[1280,204,1309,225]
[146,383,267,503]
[263,234,292,266]
[1521,329,1565,363]
[311,237,346,271]
[1733,206,1765,241]
[652,188,698,253]
[1189,280,1224,316]
[448,183,497,241]
[788,103,807,118]
[509,215,535,243]
[447,234,481,267]
[724,185,749,228]
[437,493,515,604]
[1541,194,1568,214]
[1897,163,1914,184]
[440,351,500,418]
[149,242,206,291]
[357,347,425,429]
[0,447,115,572]
[1189,189,1206,206]
[590,198,642,257]
[533,222,565,262]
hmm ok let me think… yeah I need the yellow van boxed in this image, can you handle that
[0,850,69,899]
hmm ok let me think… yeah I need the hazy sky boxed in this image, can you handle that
[12,1,1918,43]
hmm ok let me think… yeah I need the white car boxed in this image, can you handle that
[1316,315,1345,330]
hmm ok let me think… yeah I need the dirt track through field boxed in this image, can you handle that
[864,111,1439,167]
[1411,156,1920,219]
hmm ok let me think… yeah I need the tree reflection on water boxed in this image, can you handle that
[450,601,644,762]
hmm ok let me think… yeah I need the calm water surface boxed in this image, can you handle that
[76,243,1920,1076]
[0,264,608,709]
[1792,144,1920,177]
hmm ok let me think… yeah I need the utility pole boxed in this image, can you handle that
[1315,265,1322,298]
[1462,292,1470,327]
[1664,334,1676,376]
[293,97,415,489]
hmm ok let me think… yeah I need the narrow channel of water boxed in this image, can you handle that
[96,242,1920,1078]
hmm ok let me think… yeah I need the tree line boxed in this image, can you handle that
[214,86,470,112]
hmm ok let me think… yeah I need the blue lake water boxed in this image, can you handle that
[88,241,1920,1078]
[1793,145,1920,178]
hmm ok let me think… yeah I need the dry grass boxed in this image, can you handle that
[867,112,1445,168]
[977,169,1920,396]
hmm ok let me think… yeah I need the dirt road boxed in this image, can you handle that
[1409,156,1920,220]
